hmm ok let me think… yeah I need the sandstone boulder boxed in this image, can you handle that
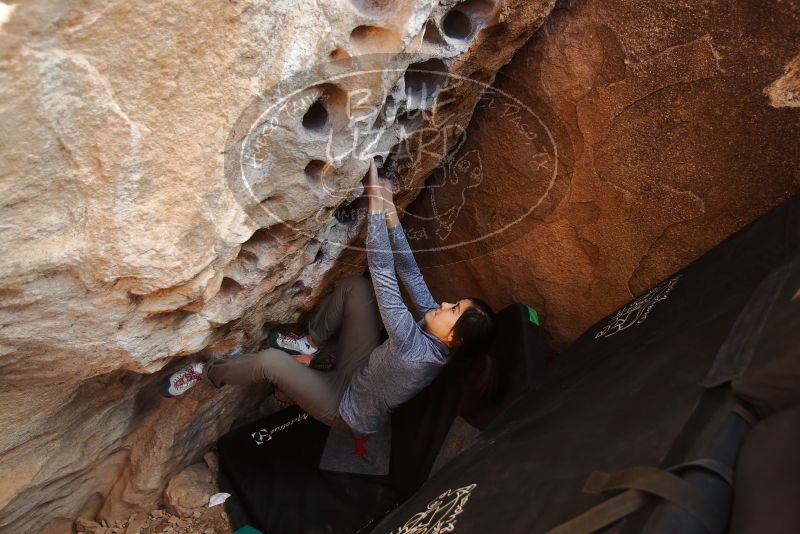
[0,0,554,531]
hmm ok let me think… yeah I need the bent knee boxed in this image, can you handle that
[253,348,284,363]
[340,275,372,295]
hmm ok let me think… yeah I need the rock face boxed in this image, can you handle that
[403,0,800,347]
[0,0,553,531]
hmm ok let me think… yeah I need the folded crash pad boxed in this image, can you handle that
[373,194,800,534]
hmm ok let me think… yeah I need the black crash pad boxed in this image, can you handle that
[217,301,546,533]
[373,194,799,534]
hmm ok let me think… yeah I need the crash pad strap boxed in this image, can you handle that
[586,467,721,531]
[617,388,733,534]
[546,463,727,534]
[730,402,758,426]
[672,457,734,486]
[545,490,650,534]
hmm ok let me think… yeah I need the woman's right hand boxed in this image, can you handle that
[365,158,385,215]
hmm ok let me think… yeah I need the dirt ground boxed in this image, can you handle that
[75,505,233,534]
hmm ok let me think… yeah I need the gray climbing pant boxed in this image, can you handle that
[206,275,382,428]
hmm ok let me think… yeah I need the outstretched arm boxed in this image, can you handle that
[385,214,438,315]
[364,160,422,355]
[370,160,438,315]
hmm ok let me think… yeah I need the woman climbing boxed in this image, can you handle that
[162,157,495,435]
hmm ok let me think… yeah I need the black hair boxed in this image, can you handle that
[446,298,497,401]
[449,297,496,360]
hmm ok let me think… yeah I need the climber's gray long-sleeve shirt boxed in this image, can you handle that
[338,213,449,434]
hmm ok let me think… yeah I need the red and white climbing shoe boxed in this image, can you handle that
[158,361,206,398]
[267,327,318,356]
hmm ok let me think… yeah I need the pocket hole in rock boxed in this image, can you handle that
[234,249,259,270]
[442,0,496,41]
[302,100,329,132]
[442,9,472,40]
[329,48,349,61]
[349,25,403,55]
[301,84,348,134]
[217,277,243,299]
[243,228,273,249]
[242,224,296,252]
[404,58,448,110]
[304,160,334,188]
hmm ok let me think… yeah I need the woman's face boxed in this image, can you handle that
[424,299,474,346]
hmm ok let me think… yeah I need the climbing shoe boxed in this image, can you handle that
[158,361,206,398]
[266,326,318,356]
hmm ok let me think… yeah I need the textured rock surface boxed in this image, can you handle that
[0,0,553,531]
[403,0,800,348]
[163,464,214,517]
[766,54,800,108]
